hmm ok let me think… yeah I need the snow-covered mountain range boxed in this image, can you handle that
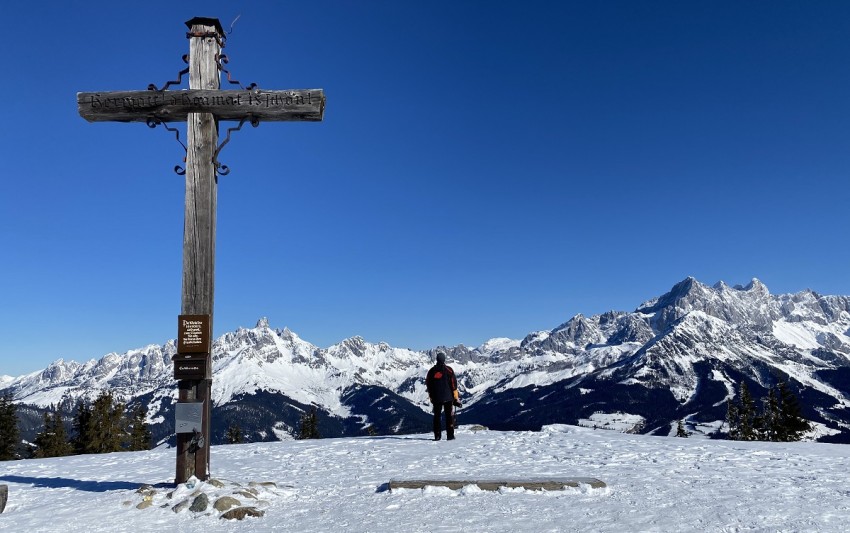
[3,277,850,444]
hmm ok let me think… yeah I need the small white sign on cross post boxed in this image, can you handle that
[77,17,325,484]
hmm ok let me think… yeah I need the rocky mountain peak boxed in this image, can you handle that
[4,276,850,444]
[342,336,367,352]
[713,280,730,290]
[639,277,703,310]
[634,276,779,334]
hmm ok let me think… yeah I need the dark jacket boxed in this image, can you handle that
[425,362,457,405]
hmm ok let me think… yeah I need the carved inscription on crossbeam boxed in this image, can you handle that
[78,89,325,122]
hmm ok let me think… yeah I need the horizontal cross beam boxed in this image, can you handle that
[77,89,325,123]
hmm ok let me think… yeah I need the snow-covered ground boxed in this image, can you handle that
[1,425,849,532]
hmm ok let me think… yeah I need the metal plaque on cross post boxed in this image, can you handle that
[177,314,211,355]
[76,17,325,484]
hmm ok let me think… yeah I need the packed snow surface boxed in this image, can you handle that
[1,425,848,532]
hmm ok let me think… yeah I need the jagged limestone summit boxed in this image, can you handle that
[3,277,850,444]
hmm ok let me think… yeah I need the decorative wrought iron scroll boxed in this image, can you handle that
[213,114,259,176]
[147,117,187,175]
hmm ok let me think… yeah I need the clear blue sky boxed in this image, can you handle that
[2,1,849,377]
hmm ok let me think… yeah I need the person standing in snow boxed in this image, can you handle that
[425,351,461,441]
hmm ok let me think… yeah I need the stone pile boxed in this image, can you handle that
[125,476,291,520]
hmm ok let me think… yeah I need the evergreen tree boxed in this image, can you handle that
[675,419,689,438]
[298,408,321,439]
[126,405,151,451]
[757,387,780,442]
[737,382,757,441]
[225,423,243,444]
[0,391,20,460]
[52,411,73,456]
[724,379,811,443]
[72,402,92,454]
[776,381,811,442]
[75,392,127,454]
[725,399,740,440]
[33,412,52,456]
[297,410,312,440]
[90,391,126,453]
[34,410,73,458]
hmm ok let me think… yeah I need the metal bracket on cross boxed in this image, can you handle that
[148,54,190,92]
[217,53,258,91]
[146,117,188,175]
[213,114,259,176]
[141,47,262,176]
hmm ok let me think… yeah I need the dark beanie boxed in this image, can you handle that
[436,352,446,363]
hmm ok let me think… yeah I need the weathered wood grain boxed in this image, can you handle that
[175,19,220,486]
[78,16,326,487]
[77,89,325,122]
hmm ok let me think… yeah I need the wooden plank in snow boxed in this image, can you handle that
[387,478,607,491]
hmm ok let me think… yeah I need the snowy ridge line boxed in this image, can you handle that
[3,276,850,443]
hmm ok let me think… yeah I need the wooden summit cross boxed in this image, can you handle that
[77,17,324,484]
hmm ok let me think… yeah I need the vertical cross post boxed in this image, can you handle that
[175,17,222,484]
[77,15,325,486]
